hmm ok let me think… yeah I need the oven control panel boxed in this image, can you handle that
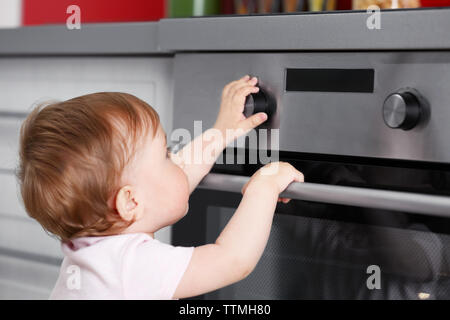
[172,52,450,163]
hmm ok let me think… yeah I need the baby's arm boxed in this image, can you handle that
[173,162,303,299]
[173,75,268,194]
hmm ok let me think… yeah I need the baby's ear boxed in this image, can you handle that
[115,185,143,222]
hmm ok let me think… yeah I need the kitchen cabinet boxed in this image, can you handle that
[0,56,174,298]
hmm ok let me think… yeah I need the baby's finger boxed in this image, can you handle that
[228,76,256,98]
[233,86,260,109]
[293,170,304,183]
[238,112,268,133]
[222,76,248,98]
[222,84,233,99]
[238,84,260,96]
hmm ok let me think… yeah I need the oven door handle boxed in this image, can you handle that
[198,173,450,218]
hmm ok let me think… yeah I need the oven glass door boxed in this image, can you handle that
[172,152,450,300]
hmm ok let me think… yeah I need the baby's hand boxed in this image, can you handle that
[213,75,268,144]
[241,162,304,203]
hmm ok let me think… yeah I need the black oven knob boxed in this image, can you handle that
[244,87,274,119]
[382,91,422,130]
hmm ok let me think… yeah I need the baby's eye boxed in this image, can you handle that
[166,147,172,159]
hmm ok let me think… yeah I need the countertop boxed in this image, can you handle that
[1,8,450,55]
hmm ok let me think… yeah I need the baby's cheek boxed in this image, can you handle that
[162,166,189,220]
[174,166,190,201]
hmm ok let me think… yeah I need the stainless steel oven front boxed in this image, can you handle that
[171,52,450,300]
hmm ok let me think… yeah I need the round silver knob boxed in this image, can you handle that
[382,91,421,130]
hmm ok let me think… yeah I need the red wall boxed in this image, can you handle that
[421,0,450,6]
[23,0,165,25]
[22,0,450,26]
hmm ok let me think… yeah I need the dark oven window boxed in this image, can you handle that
[173,150,450,300]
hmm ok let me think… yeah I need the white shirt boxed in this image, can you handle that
[50,233,194,299]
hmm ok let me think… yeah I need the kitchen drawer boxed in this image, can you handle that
[0,214,62,259]
[0,254,60,299]
[0,172,27,218]
[0,116,22,171]
[0,172,62,258]
[0,57,174,130]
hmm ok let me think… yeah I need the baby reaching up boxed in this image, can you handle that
[18,75,303,299]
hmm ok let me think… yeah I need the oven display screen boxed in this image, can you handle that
[285,68,374,93]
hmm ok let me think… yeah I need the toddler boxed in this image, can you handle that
[18,75,303,299]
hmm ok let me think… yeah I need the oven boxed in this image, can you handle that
[170,51,450,299]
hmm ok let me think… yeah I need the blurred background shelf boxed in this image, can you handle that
[1,0,450,29]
